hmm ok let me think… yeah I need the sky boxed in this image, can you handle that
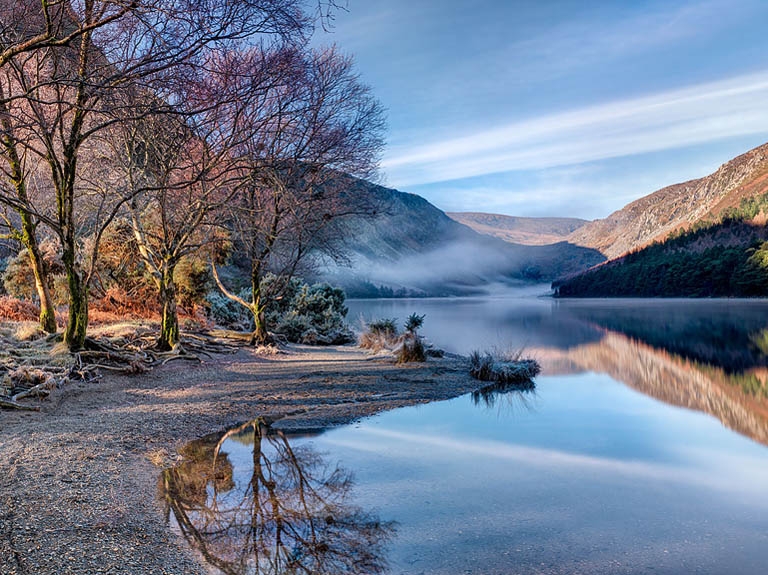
[315,0,768,219]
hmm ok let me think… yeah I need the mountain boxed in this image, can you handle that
[568,142,768,259]
[322,178,604,296]
[554,215,768,297]
[447,212,588,245]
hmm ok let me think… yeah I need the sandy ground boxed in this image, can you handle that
[0,344,479,574]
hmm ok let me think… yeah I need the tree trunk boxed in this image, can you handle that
[63,247,88,351]
[21,214,57,334]
[248,270,271,346]
[158,265,179,351]
[0,123,57,334]
[249,307,270,346]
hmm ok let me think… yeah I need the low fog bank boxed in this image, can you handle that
[319,238,601,298]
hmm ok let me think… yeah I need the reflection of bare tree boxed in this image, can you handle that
[161,420,394,575]
[472,382,537,412]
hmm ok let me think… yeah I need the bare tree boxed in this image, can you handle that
[0,0,313,350]
[0,80,57,331]
[98,47,308,350]
[102,107,238,349]
[212,45,385,345]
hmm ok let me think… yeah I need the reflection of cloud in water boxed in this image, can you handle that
[325,427,768,499]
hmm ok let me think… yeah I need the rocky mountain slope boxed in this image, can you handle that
[446,212,588,245]
[321,178,604,296]
[568,142,768,259]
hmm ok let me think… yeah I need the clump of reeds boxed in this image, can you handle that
[358,318,400,352]
[468,349,540,387]
[359,314,431,363]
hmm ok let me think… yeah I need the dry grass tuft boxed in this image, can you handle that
[358,318,400,352]
[13,321,45,341]
[396,335,426,363]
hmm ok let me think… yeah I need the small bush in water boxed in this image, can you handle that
[469,350,540,386]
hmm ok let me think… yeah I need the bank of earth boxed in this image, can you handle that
[0,344,480,575]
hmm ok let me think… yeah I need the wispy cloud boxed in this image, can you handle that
[384,70,768,187]
[325,426,768,497]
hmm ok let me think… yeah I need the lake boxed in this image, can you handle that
[164,293,768,574]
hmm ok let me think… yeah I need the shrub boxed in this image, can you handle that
[397,314,426,363]
[0,296,40,322]
[206,289,253,330]
[368,318,398,337]
[2,241,64,301]
[469,349,540,386]
[268,281,353,345]
[404,313,424,334]
[208,276,354,345]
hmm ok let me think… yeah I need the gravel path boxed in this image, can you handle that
[0,344,479,574]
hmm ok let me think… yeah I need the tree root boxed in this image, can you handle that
[12,380,55,402]
[0,328,242,410]
[0,397,39,411]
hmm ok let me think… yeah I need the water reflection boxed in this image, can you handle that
[540,330,768,446]
[350,296,768,445]
[558,299,768,373]
[161,419,395,575]
[471,382,538,412]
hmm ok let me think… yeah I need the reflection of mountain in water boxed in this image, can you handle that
[161,420,394,575]
[560,300,768,372]
[536,302,768,446]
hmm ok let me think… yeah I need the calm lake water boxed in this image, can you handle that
[164,292,768,574]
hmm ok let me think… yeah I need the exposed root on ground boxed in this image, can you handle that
[0,326,242,410]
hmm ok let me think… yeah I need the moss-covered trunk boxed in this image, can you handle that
[21,214,57,333]
[158,265,179,351]
[62,245,88,351]
[0,123,57,334]
[249,268,270,346]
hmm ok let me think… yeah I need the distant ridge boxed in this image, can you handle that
[447,212,588,245]
[320,178,604,296]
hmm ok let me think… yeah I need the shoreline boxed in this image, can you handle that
[0,344,480,575]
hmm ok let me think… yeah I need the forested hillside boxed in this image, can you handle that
[554,194,768,297]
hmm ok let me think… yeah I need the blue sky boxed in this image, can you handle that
[318,0,768,219]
